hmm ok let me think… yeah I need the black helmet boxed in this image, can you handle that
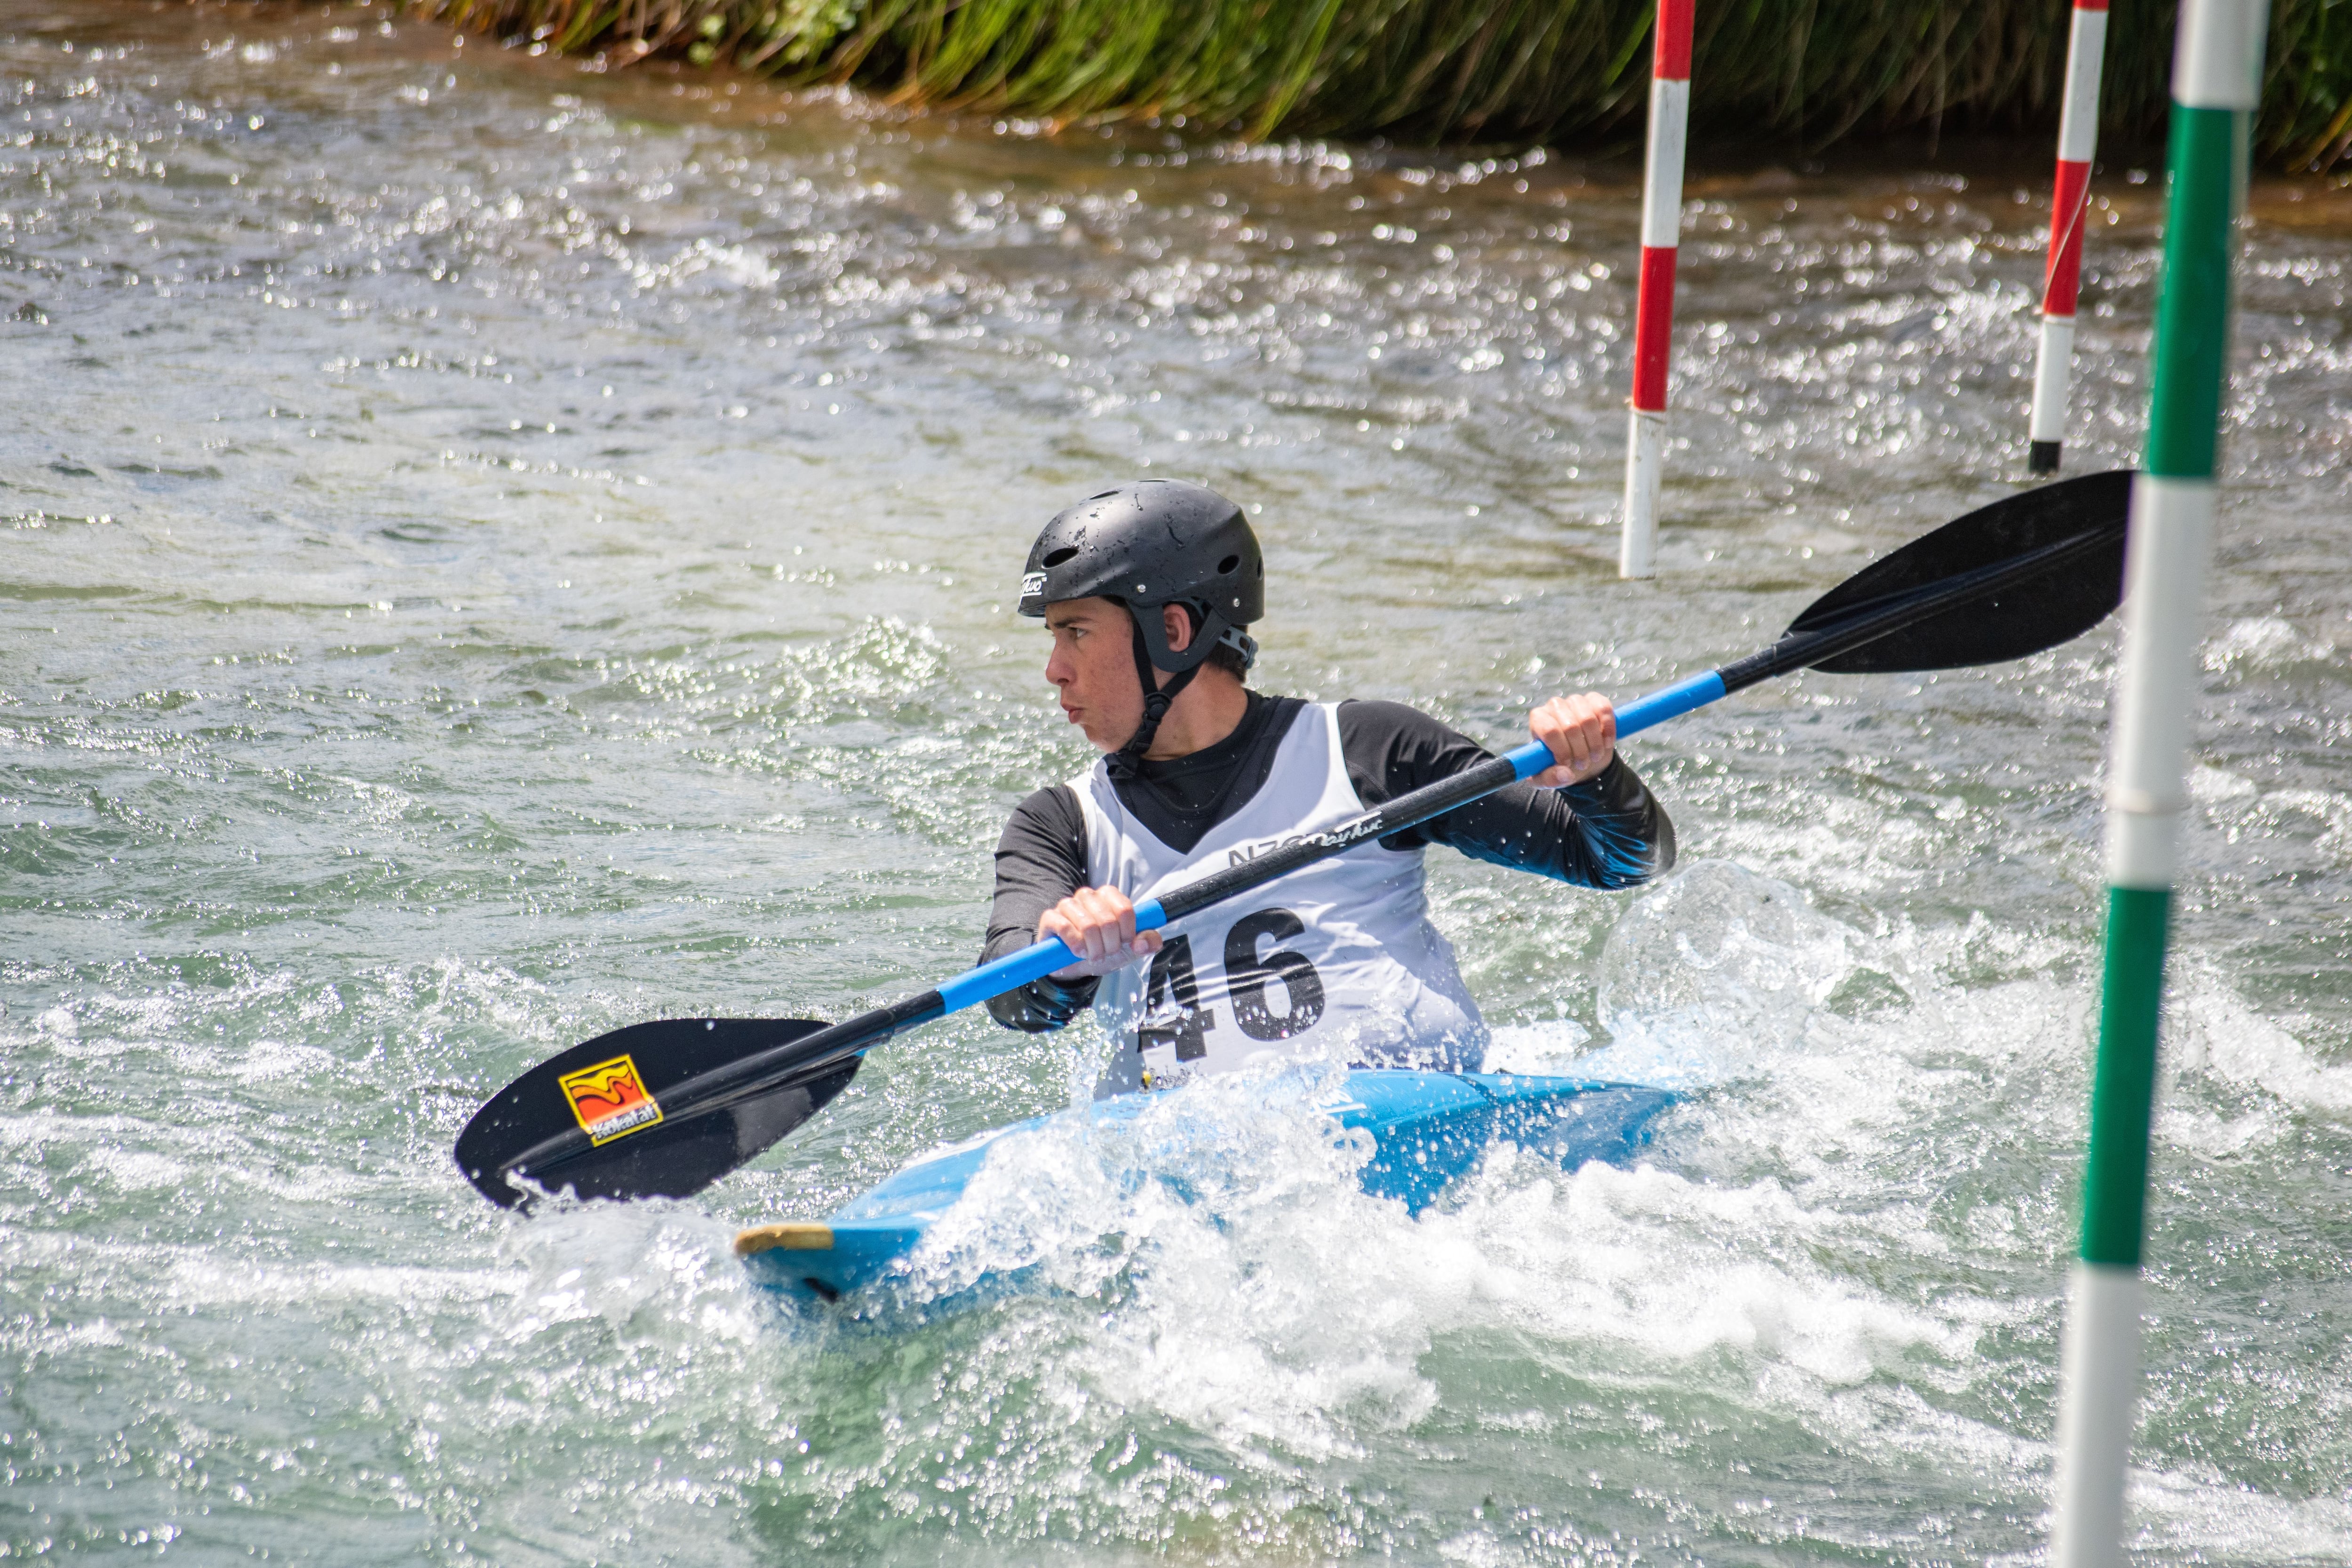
[1017,479,1265,772]
[1017,479,1263,675]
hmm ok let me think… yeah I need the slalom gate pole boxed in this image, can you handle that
[1618,0,1694,580]
[2028,0,2113,476]
[2049,3,2266,1565]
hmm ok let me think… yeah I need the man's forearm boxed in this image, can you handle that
[985,783,1096,1031]
[1432,756,1676,889]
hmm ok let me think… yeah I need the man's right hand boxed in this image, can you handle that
[1038,885,1163,979]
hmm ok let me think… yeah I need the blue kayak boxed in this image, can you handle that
[737,1069,1676,1305]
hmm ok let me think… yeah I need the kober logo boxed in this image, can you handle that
[558,1054,665,1146]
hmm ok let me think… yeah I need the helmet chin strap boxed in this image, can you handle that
[1107,613,1201,780]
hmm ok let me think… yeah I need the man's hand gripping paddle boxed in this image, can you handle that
[456,469,2135,1210]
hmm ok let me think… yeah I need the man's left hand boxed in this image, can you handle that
[1527,692,1616,788]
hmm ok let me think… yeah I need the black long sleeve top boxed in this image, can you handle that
[981,693,1676,1031]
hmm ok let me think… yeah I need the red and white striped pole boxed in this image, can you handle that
[2028,0,2111,476]
[1619,0,1694,580]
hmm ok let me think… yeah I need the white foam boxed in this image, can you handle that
[1479,1017,1590,1075]
[2204,613,2334,674]
[231,1037,340,1082]
[2169,970,2352,1117]
[630,237,783,294]
[500,1199,770,1346]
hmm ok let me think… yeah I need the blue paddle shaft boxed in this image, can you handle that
[935,667,1732,1014]
[937,931,1099,1012]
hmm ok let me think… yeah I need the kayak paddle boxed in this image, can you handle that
[456,468,2134,1209]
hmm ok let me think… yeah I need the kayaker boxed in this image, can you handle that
[985,479,1676,1094]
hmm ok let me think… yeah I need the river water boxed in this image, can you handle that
[5,3,2350,1562]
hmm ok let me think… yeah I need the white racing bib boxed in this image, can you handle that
[1075,703,1487,1096]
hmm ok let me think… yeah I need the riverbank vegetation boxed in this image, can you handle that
[413,0,2352,168]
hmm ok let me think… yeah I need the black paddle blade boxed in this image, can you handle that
[453,1018,854,1209]
[1789,469,2134,673]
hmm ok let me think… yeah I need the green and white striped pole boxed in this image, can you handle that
[2049,3,2267,1565]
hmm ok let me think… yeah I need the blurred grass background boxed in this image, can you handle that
[413,0,2351,167]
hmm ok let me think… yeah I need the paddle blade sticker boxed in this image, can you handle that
[559,1053,664,1145]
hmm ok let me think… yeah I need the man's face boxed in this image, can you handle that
[1043,597,1143,752]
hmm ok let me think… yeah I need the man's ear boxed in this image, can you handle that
[1161,603,1194,654]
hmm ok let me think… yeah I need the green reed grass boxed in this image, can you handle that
[418,0,2352,168]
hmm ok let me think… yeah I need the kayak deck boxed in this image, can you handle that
[739,1069,1676,1306]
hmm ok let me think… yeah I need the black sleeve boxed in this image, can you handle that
[981,785,1101,1032]
[1335,700,1676,890]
